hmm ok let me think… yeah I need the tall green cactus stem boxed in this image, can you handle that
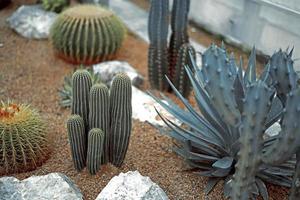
[87,128,104,175]
[263,88,300,164]
[174,43,196,97]
[169,0,190,79]
[50,5,126,64]
[290,152,300,200]
[148,0,169,90]
[231,82,273,200]
[89,84,110,164]
[109,73,132,167]
[42,0,70,13]
[67,115,87,171]
[269,49,298,105]
[72,69,92,136]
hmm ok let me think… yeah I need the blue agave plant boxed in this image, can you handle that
[151,44,300,199]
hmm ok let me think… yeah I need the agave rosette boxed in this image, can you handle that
[151,44,298,199]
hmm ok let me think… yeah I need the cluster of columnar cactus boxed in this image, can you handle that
[50,5,126,65]
[151,44,300,199]
[148,0,195,97]
[0,102,49,175]
[67,70,132,175]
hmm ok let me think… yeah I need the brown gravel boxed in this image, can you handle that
[0,1,288,200]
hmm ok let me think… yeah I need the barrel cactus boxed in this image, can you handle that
[151,44,300,199]
[50,5,126,65]
[0,102,49,175]
[67,70,132,174]
[42,0,70,13]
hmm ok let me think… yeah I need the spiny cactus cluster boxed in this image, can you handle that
[42,0,70,13]
[148,0,195,97]
[50,5,126,65]
[67,70,132,175]
[59,67,102,108]
[151,44,300,199]
[0,102,49,175]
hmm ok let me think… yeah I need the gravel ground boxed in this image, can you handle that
[0,1,288,200]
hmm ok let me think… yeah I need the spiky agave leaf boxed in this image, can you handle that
[151,44,295,199]
[59,67,102,108]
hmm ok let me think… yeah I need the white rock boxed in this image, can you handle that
[93,61,144,88]
[265,122,281,137]
[0,173,83,200]
[96,171,168,200]
[6,5,57,39]
[132,86,181,127]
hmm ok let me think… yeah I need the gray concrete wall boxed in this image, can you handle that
[188,0,300,67]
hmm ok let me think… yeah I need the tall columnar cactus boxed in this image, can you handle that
[67,115,87,171]
[50,5,126,65]
[168,0,190,78]
[89,84,110,164]
[109,73,132,167]
[0,102,49,175]
[151,44,300,199]
[87,128,104,175]
[148,0,169,90]
[72,69,92,136]
[174,43,196,97]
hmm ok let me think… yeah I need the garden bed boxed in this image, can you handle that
[0,1,288,200]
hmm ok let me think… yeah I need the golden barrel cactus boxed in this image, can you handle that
[0,102,49,175]
[50,5,126,65]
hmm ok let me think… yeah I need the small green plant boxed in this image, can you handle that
[66,70,132,175]
[151,44,300,199]
[59,68,101,108]
[42,0,70,13]
[148,0,195,97]
[50,5,126,65]
[0,102,49,174]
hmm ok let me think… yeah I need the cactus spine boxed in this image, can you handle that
[148,0,169,90]
[174,43,196,97]
[87,128,104,175]
[50,5,126,64]
[89,84,110,164]
[67,115,87,171]
[109,73,132,167]
[71,69,92,136]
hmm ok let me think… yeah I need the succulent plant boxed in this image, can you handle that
[87,128,104,175]
[42,0,70,13]
[59,67,101,108]
[67,70,132,174]
[151,44,300,199]
[148,0,169,91]
[50,5,126,65]
[0,102,49,174]
[89,83,110,164]
[109,73,132,167]
[67,114,87,171]
[148,0,194,97]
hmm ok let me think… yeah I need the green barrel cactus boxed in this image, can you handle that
[67,114,87,171]
[42,0,70,13]
[87,128,104,175]
[50,5,126,65]
[71,69,92,135]
[109,73,132,167]
[0,102,49,174]
[89,83,110,164]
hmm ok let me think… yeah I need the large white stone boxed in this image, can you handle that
[96,171,168,200]
[93,61,144,88]
[6,5,57,39]
[132,86,181,127]
[0,173,83,200]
